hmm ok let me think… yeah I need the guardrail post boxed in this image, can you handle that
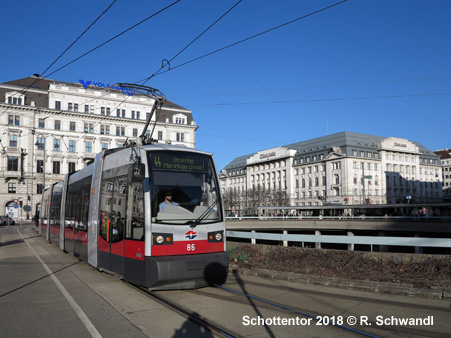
[283,230,288,247]
[415,234,423,254]
[379,232,387,252]
[251,230,256,245]
[315,230,321,249]
[347,231,354,251]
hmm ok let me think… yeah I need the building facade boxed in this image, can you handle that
[434,148,451,203]
[0,76,197,219]
[220,132,443,214]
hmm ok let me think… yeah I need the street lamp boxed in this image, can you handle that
[35,133,51,238]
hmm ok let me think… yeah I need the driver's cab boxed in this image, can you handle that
[148,150,222,225]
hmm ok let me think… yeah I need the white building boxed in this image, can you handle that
[220,132,443,213]
[0,76,197,219]
[434,148,451,203]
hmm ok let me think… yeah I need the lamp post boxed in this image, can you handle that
[35,133,50,238]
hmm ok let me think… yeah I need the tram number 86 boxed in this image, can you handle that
[187,244,196,251]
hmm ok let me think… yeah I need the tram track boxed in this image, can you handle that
[134,285,242,338]
[130,272,451,338]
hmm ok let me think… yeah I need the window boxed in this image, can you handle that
[136,111,140,119]
[68,102,73,111]
[39,118,46,128]
[70,121,76,131]
[175,117,185,124]
[37,160,44,173]
[158,131,163,140]
[37,137,45,150]
[117,109,121,117]
[85,141,93,153]
[85,105,89,113]
[53,161,60,174]
[122,110,126,118]
[106,107,110,116]
[9,135,18,148]
[116,126,125,136]
[102,143,108,151]
[8,115,20,126]
[84,123,94,133]
[69,140,76,152]
[8,182,16,193]
[100,125,110,135]
[54,120,61,130]
[55,101,61,110]
[334,174,339,184]
[133,128,138,137]
[68,162,76,173]
[8,157,18,171]
[131,111,135,119]
[53,139,60,151]
[101,107,105,115]
[74,103,78,112]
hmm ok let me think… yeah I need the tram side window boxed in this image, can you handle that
[65,177,91,232]
[126,181,144,241]
[50,186,63,227]
[99,177,127,242]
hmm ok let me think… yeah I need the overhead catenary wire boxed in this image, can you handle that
[18,0,118,97]
[45,0,183,79]
[172,75,451,100]
[183,92,451,107]
[140,0,244,85]
[137,0,349,81]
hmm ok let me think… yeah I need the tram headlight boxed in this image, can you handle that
[208,231,224,242]
[153,233,173,245]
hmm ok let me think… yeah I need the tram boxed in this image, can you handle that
[40,144,228,290]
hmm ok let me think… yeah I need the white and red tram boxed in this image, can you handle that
[41,144,228,290]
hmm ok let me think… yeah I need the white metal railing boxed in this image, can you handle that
[225,216,451,220]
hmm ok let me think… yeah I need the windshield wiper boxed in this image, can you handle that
[190,198,219,228]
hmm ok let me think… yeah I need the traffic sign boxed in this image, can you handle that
[14,203,18,209]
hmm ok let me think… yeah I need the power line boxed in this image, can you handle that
[184,92,451,107]
[172,75,451,100]
[41,0,118,79]
[140,0,244,85]
[140,0,348,79]
[19,1,118,96]
[45,0,183,78]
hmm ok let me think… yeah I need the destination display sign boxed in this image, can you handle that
[150,152,207,172]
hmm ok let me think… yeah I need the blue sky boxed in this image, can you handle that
[1,0,450,171]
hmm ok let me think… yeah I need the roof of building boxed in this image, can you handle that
[434,149,451,159]
[1,76,192,123]
[222,131,440,172]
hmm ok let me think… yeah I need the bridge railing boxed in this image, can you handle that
[226,230,451,250]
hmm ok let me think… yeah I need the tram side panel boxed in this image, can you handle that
[64,166,93,260]
[49,181,64,245]
[96,150,146,285]
[40,187,52,241]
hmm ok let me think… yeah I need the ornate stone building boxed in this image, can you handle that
[220,132,443,214]
[0,76,197,219]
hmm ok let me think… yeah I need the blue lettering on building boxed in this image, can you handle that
[78,79,133,96]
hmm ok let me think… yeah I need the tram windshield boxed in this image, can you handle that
[149,151,223,225]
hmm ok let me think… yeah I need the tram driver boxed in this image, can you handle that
[159,191,179,211]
